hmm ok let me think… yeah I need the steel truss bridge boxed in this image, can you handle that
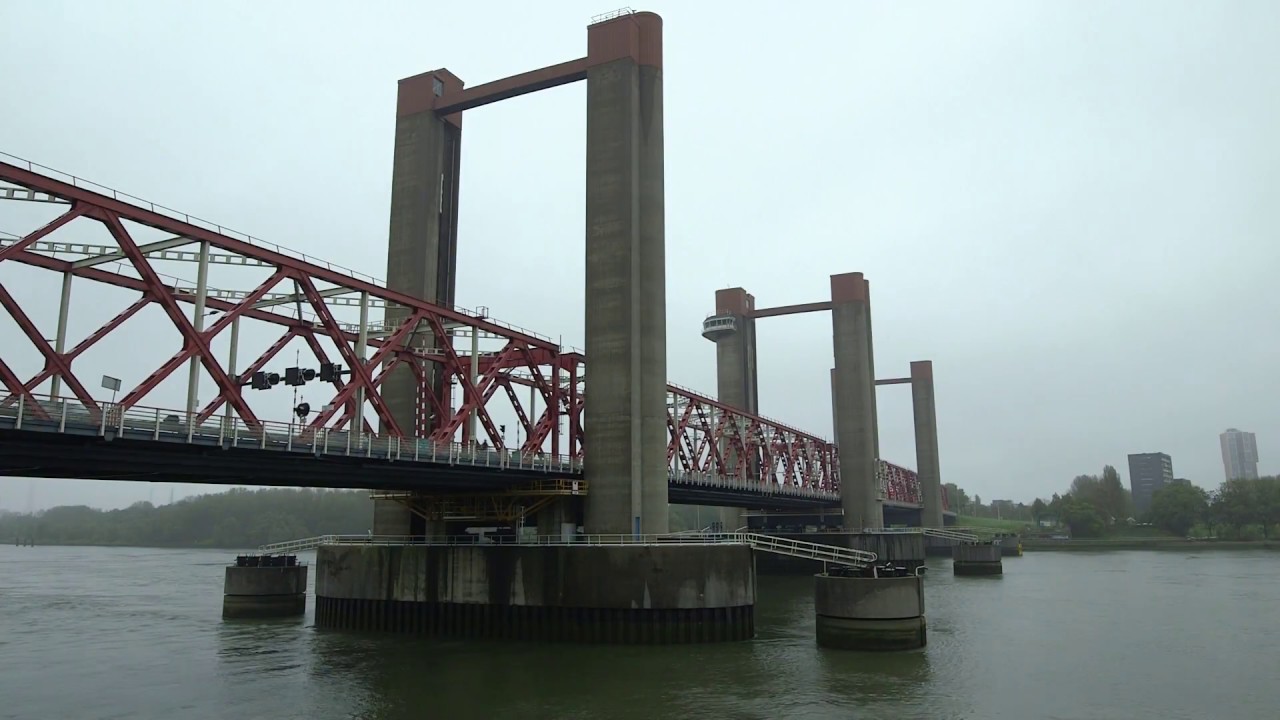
[0,154,949,515]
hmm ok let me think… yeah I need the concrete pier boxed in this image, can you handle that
[924,533,960,557]
[223,556,308,618]
[911,361,944,528]
[953,543,1003,576]
[583,12,668,535]
[372,498,413,536]
[815,570,926,651]
[314,542,754,643]
[995,533,1023,556]
[847,533,925,571]
[831,272,881,530]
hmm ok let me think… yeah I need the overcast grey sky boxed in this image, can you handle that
[1,0,1278,511]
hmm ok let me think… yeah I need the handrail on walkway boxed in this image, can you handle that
[256,531,877,568]
[920,527,982,543]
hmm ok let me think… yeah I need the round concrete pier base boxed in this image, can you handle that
[223,557,307,619]
[814,573,926,651]
[953,544,1003,576]
[315,544,755,643]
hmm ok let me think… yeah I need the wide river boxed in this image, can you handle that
[0,545,1275,719]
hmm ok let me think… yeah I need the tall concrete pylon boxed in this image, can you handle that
[830,272,881,530]
[375,67,467,536]
[583,12,668,535]
[911,360,944,527]
[702,287,760,531]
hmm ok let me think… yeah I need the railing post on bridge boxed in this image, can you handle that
[59,400,68,433]
[117,403,126,435]
[232,418,239,447]
[15,394,24,430]
[153,408,161,440]
[99,402,108,437]
[287,422,293,452]
[260,423,267,449]
[346,429,352,456]
[218,415,226,446]
[186,409,195,444]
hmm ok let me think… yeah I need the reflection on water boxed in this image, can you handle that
[1,546,1277,719]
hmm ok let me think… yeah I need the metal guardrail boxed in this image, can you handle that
[257,531,877,568]
[0,393,581,473]
[921,527,981,543]
[0,393,846,502]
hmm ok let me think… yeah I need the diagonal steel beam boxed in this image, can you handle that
[0,203,86,263]
[99,211,265,424]
[295,273,407,436]
[72,235,193,268]
[0,283,100,412]
[0,295,150,407]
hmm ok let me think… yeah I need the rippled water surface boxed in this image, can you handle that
[1,546,1276,719]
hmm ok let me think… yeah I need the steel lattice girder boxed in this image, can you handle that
[0,160,564,451]
[662,386,839,493]
[0,160,936,506]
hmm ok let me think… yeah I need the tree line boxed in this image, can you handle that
[1022,467,1280,540]
[1147,476,1280,540]
[1,488,373,548]
[1024,465,1134,538]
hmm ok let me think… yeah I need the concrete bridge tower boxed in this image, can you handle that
[582,12,668,536]
[700,287,760,531]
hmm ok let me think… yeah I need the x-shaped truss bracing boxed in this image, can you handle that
[0,158,941,509]
[0,159,563,447]
[664,387,839,493]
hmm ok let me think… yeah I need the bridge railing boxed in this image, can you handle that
[920,527,981,543]
[669,470,840,501]
[0,392,583,474]
[1,392,847,501]
[257,531,876,567]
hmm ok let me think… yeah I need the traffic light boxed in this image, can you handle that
[319,363,343,382]
[284,367,316,386]
[250,371,281,390]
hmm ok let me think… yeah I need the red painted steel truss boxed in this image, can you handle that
[0,159,566,454]
[665,386,838,493]
[0,158,941,508]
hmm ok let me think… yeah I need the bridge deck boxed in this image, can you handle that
[0,398,848,510]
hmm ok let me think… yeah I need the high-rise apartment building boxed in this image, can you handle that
[1219,428,1259,481]
[1128,452,1173,517]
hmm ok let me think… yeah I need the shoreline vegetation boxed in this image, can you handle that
[4,486,1276,554]
[1,488,372,549]
[1022,538,1279,552]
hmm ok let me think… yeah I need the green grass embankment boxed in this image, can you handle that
[955,515,1028,532]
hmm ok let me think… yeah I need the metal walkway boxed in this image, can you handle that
[257,531,877,568]
[921,527,981,543]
